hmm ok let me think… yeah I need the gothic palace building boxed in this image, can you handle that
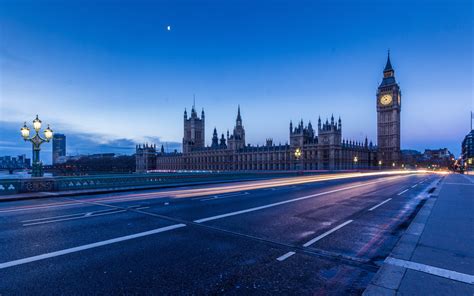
[136,54,402,172]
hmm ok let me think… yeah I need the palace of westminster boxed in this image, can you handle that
[136,53,402,172]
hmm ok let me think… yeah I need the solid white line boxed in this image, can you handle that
[302,220,353,247]
[198,192,249,201]
[22,212,88,223]
[276,251,296,261]
[411,184,418,188]
[194,177,402,223]
[368,198,392,211]
[135,207,150,210]
[397,189,409,195]
[385,257,474,284]
[0,202,82,213]
[0,224,186,270]
[23,210,127,226]
[462,174,474,184]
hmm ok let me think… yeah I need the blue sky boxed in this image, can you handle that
[1,0,472,163]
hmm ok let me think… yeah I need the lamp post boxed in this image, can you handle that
[294,147,302,171]
[378,160,382,170]
[353,156,358,170]
[21,115,53,177]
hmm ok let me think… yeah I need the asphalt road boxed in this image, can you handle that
[0,172,439,295]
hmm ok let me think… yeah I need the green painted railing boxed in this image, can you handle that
[0,171,317,196]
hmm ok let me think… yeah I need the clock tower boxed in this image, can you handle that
[377,52,401,167]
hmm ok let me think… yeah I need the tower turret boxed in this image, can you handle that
[211,127,219,148]
[183,101,205,153]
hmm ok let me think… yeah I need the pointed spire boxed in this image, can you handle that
[201,108,205,118]
[331,114,334,125]
[236,105,242,123]
[384,49,393,72]
[318,116,321,129]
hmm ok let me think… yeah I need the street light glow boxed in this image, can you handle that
[44,125,54,140]
[20,115,53,177]
[33,115,42,131]
[20,122,30,139]
[294,148,301,159]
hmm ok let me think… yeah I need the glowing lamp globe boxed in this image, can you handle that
[20,123,30,139]
[44,125,53,140]
[33,115,42,131]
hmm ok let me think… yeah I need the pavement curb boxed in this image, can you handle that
[363,177,444,295]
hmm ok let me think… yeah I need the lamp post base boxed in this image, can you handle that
[32,162,44,178]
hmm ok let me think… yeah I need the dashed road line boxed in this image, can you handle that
[194,176,403,224]
[397,189,409,195]
[368,198,392,211]
[0,224,186,269]
[276,251,296,261]
[302,220,353,247]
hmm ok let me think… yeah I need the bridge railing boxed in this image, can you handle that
[0,171,310,195]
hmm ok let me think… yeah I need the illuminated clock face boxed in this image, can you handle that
[380,94,392,106]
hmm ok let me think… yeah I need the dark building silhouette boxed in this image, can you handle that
[52,134,66,165]
[136,54,404,172]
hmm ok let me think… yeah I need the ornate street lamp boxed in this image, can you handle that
[294,148,302,160]
[378,160,382,170]
[20,115,53,177]
[353,156,358,170]
[294,148,302,171]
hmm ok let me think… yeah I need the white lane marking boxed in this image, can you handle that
[23,210,127,226]
[385,257,474,285]
[302,220,353,247]
[21,207,128,223]
[276,251,296,261]
[198,192,249,201]
[461,174,474,184]
[0,202,82,213]
[368,198,392,211]
[135,207,150,210]
[444,182,474,186]
[0,224,186,270]
[411,184,418,188]
[397,189,409,195]
[194,177,403,224]
[22,212,89,223]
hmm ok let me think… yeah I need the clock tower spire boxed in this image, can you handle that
[377,51,401,167]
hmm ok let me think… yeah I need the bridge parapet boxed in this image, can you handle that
[0,171,312,196]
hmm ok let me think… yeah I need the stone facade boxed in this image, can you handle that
[376,52,402,167]
[136,54,401,172]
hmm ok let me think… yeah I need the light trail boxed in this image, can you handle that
[1,170,429,213]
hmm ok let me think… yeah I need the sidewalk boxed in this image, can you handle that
[364,174,474,295]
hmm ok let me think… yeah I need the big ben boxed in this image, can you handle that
[377,52,401,166]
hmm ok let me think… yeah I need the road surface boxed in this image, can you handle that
[0,172,439,295]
